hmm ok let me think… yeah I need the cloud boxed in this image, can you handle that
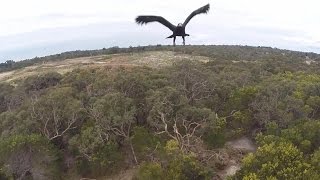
[0,0,319,61]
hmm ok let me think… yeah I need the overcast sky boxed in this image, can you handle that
[0,0,319,62]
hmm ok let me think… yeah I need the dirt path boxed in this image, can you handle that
[219,137,257,179]
[226,136,256,153]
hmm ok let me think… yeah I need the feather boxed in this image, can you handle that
[135,16,176,32]
[183,4,210,27]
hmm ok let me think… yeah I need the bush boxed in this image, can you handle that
[262,119,320,154]
[134,162,164,180]
[75,142,123,177]
[202,129,226,148]
[22,72,62,93]
[166,154,212,180]
[69,125,124,177]
[132,127,161,161]
[311,148,320,172]
[0,83,14,113]
[202,117,227,148]
[234,141,317,179]
[0,134,60,179]
[135,140,213,180]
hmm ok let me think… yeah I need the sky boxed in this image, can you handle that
[0,0,320,62]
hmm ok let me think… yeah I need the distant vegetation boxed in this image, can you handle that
[1,45,320,73]
[0,46,320,179]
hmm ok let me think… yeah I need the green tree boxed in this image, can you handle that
[69,124,124,177]
[89,92,138,163]
[131,127,161,161]
[235,141,316,179]
[135,140,212,180]
[134,162,164,180]
[22,72,62,93]
[147,86,216,151]
[0,134,60,179]
[29,87,84,140]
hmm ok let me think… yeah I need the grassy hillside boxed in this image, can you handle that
[1,45,320,82]
[1,45,320,74]
[0,51,210,82]
[0,46,320,179]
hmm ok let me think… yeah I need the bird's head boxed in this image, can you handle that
[177,23,183,27]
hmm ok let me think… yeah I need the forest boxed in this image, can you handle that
[0,45,320,179]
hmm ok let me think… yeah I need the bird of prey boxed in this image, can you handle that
[135,4,210,46]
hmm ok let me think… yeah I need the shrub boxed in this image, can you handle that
[132,127,161,161]
[69,125,124,177]
[134,162,164,180]
[202,129,226,148]
[0,134,60,179]
[202,117,227,148]
[234,141,317,179]
[23,72,62,93]
[135,140,213,180]
[75,142,123,177]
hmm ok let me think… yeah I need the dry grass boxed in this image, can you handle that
[0,51,210,83]
[0,71,14,81]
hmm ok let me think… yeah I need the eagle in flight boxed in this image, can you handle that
[135,4,210,46]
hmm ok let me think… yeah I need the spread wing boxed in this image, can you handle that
[135,16,176,32]
[183,4,210,27]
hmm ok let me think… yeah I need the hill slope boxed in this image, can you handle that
[0,51,210,82]
[1,45,320,73]
[1,45,320,83]
[0,46,320,180]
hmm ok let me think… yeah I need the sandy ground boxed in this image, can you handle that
[219,137,256,179]
[226,137,257,153]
